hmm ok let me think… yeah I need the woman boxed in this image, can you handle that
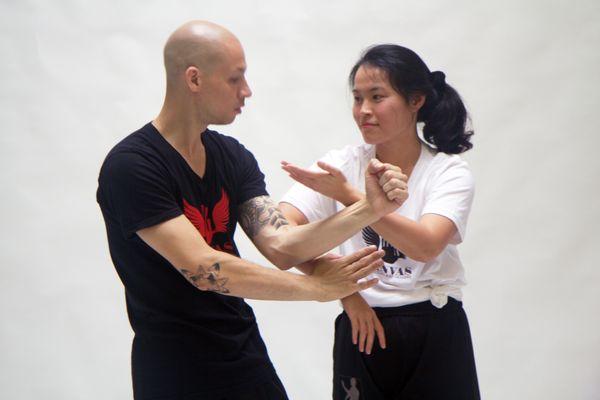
[279,44,480,399]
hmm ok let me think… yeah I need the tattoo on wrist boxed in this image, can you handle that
[238,196,290,237]
[179,262,230,294]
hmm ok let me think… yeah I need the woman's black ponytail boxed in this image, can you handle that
[349,45,473,154]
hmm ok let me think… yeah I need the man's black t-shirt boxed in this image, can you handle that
[97,122,276,394]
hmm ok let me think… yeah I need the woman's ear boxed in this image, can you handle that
[409,93,426,111]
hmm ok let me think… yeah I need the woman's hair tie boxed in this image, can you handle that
[430,70,446,92]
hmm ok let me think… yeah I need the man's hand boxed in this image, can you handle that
[341,292,386,354]
[308,246,384,302]
[365,159,409,217]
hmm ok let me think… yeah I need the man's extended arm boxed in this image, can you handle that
[238,159,406,269]
[137,214,383,301]
[238,195,381,269]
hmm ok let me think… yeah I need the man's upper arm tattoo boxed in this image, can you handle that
[238,196,290,238]
[179,262,230,294]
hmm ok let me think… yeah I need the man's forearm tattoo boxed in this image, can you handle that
[179,262,230,294]
[238,196,290,238]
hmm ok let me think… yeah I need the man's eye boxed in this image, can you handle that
[229,77,241,83]
[353,96,362,102]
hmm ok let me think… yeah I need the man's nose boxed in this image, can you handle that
[241,80,252,98]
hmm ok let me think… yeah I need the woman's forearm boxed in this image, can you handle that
[342,190,451,262]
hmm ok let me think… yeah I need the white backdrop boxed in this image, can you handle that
[1,1,599,399]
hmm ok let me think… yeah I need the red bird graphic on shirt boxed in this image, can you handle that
[183,188,231,250]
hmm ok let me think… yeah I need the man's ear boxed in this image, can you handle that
[185,66,203,92]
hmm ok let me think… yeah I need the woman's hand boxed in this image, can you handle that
[341,292,386,354]
[281,160,361,206]
[366,159,409,206]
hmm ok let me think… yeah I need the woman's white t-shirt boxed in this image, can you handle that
[281,142,475,308]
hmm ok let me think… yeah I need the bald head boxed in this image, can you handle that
[163,20,241,86]
[158,21,251,126]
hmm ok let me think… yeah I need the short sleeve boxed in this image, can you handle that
[235,143,269,205]
[421,160,475,244]
[97,152,182,238]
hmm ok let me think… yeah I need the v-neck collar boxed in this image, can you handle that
[148,123,211,182]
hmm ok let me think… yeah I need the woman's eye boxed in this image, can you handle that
[373,95,383,101]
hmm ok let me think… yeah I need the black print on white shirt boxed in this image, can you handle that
[362,226,412,278]
[362,226,405,263]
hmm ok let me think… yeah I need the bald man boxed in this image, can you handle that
[97,21,405,399]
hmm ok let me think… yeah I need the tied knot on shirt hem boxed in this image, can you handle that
[429,286,449,309]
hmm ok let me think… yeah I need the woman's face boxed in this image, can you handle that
[352,65,423,145]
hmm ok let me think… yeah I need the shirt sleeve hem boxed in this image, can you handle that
[122,208,184,239]
[237,189,270,206]
[421,208,465,244]
[279,195,320,223]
